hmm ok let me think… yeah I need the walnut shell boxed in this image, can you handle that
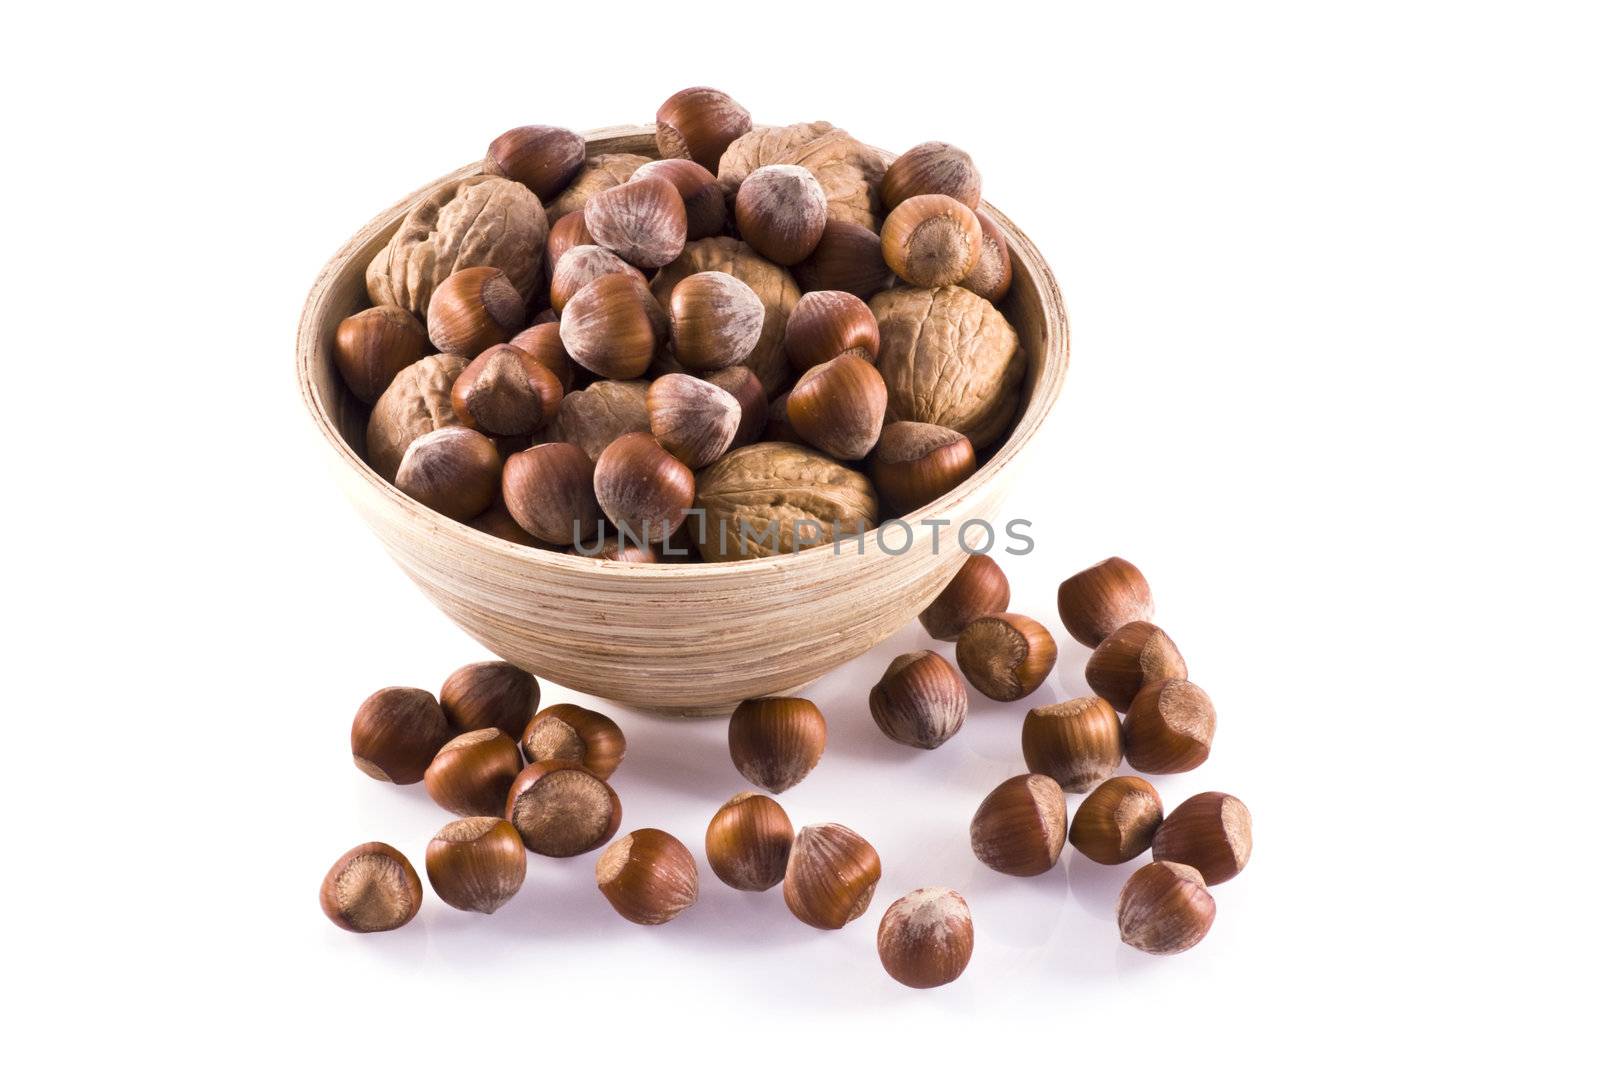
[366,354,469,481]
[693,442,878,564]
[871,287,1023,449]
[544,154,650,223]
[718,122,886,231]
[553,380,651,461]
[366,176,548,317]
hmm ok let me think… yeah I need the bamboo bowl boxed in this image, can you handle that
[297,125,1069,715]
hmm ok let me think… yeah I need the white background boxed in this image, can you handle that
[4,1,1597,1060]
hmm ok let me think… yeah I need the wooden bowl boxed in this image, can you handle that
[297,125,1069,716]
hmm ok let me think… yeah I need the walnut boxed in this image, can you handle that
[366,354,469,481]
[544,153,651,223]
[693,442,878,563]
[366,176,547,317]
[650,237,800,396]
[553,380,651,461]
[718,122,886,231]
[871,286,1023,449]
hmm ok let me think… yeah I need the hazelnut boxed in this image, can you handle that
[881,142,983,213]
[550,244,645,315]
[647,374,742,468]
[584,175,688,269]
[350,686,453,785]
[425,817,527,914]
[868,651,967,750]
[484,125,586,200]
[559,273,666,380]
[727,696,827,794]
[877,888,974,989]
[501,441,603,545]
[870,422,976,514]
[783,823,881,930]
[705,366,768,447]
[1117,861,1216,955]
[426,266,526,355]
[705,792,794,892]
[505,760,622,857]
[505,322,577,392]
[319,842,422,933]
[1068,776,1164,865]
[545,211,593,274]
[596,829,699,925]
[955,612,1059,702]
[1124,678,1216,774]
[395,426,502,521]
[794,219,893,300]
[593,432,695,540]
[969,774,1067,877]
[961,210,1013,303]
[469,498,552,547]
[735,164,828,265]
[667,271,766,371]
[424,728,524,818]
[786,353,888,460]
[634,158,726,239]
[554,380,651,461]
[655,86,752,170]
[919,554,1011,641]
[1057,557,1155,648]
[580,534,662,562]
[450,344,563,436]
[880,194,983,288]
[440,661,539,737]
[1085,621,1188,713]
[367,354,468,481]
[1151,792,1252,885]
[520,703,625,780]
[334,305,428,404]
[783,290,879,372]
[761,390,802,444]
[1020,697,1124,793]
[530,308,559,327]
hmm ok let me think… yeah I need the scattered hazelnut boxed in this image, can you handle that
[425,816,527,914]
[919,554,1011,641]
[783,823,881,930]
[440,661,540,737]
[506,323,577,391]
[350,686,453,785]
[794,219,893,300]
[583,175,688,269]
[484,125,586,200]
[595,828,699,925]
[1020,697,1124,793]
[705,366,768,447]
[877,888,974,989]
[519,703,625,780]
[667,271,766,371]
[1151,792,1252,885]
[545,211,593,274]
[334,305,428,404]
[1069,776,1164,865]
[1085,621,1188,713]
[868,651,968,749]
[424,728,524,818]
[501,441,603,545]
[970,774,1067,876]
[881,142,983,213]
[870,422,976,514]
[1124,678,1216,774]
[960,210,1013,303]
[655,86,752,170]
[783,290,879,372]
[727,696,827,794]
[735,164,828,265]
[1117,861,1216,955]
[705,792,794,892]
[320,842,422,933]
[593,432,695,540]
[633,158,726,239]
[1057,557,1155,648]
[786,353,887,460]
[450,344,563,437]
[395,426,502,521]
[955,612,1058,702]
[647,374,742,468]
[550,244,646,315]
[426,266,526,355]
[880,194,984,288]
[559,273,666,380]
[504,759,622,857]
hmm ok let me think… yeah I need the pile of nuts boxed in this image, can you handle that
[333,87,1025,559]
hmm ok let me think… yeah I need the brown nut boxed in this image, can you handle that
[593,432,695,540]
[961,210,1013,302]
[505,323,576,391]
[424,728,524,818]
[320,842,422,933]
[450,344,563,436]
[554,380,651,461]
[762,390,802,444]
[501,441,603,545]
[881,195,983,288]
[735,164,828,265]
[786,353,887,460]
[520,703,625,780]
[1117,861,1216,955]
[367,354,468,481]
[559,273,666,379]
[869,651,967,749]
[667,271,766,371]
[1021,697,1124,793]
[955,612,1059,702]
[334,306,428,404]
[1151,792,1252,885]
[634,158,726,239]
[727,696,826,794]
[484,125,586,200]
[469,498,552,548]
[550,244,646,315]
[870,422,976,514]
[705,792,794,892]
[576,533,663,562]
[1085,621,1188,713]
[1069,776,1164,865]
[648,374,742,468]
[425,817,527,914]
[395,426,502,521]
[546,153,650,223]
[1057,557,1155,648]
[440,661,539,737]
[504,760,622,857]
[877,888,974,989]
[584,175,688,269]
[426,266,526,355]
[655,86,752,170]
[969,774,1066,876]
[596,829,699,925]
[705,366,768,447]
[783,823,881,930]
[545,210,593,274]
[794,219,893,300]
[351,687,454,785]
[920,554,1011,641]
[783,290,879,372]
[881,142,983,213]
[693,442,878,562]
[1125,679,1216,774]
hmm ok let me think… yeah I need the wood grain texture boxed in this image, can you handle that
[297,126,1069,716]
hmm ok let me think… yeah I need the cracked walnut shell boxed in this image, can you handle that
[693,442,878,563]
